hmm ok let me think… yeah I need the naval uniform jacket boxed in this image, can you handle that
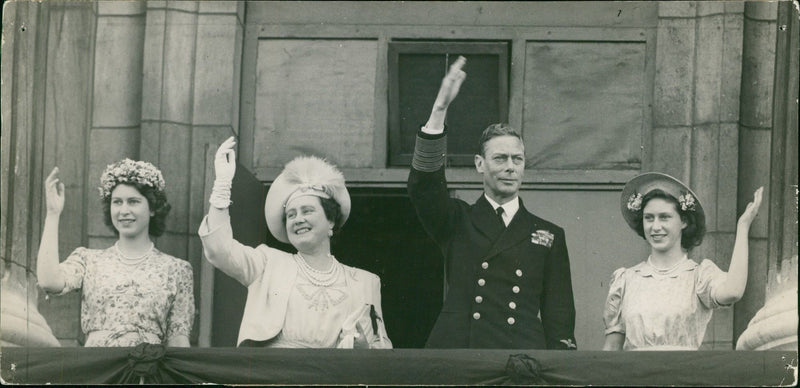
[407,129,577,349]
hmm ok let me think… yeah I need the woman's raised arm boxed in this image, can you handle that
[36,167,67,292]
[714,186,764,305]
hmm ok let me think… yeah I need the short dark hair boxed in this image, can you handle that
[632,189,705,250]
[319,196,343,234]
[102,182,171,237]
[478,123,523,156]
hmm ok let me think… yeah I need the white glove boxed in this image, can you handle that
[337,304,371,349]
[209,136,236,209]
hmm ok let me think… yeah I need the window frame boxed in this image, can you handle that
[387,41,510,166]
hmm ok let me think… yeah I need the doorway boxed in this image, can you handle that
[336,188,443,348]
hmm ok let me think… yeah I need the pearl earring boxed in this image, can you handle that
[328,228,334,237]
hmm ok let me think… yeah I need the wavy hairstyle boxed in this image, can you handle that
[478,123,524,156]
[632,189,705,250]
[102,182,171,237]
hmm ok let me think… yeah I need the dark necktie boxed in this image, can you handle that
[496,206,506,227]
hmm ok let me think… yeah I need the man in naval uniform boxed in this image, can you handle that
[407,56,577,349]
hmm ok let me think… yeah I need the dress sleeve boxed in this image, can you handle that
[50,247,90,295]
[696,259,730,309]
[603,267,627,335]
[166,260,195,340]
[198,214,268,286]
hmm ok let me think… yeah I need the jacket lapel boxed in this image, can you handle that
[483,199,537,261]
[470,195,505,240]
[342,266,364,311]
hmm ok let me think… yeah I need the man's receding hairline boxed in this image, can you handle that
[480,135,525,156]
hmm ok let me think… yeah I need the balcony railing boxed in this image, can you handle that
[1,345,796,385]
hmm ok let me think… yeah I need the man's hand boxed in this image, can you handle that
[432,56,467,112]
[424,56,467,132]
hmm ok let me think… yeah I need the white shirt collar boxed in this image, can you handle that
[484,195,520,226]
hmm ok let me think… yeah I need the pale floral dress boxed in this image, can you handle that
[53,246,194,347]
[267,266,351,348]
[603,256,729,350]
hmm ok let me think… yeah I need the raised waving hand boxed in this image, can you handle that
[214,136,237,184]
[737,186,764,229]
[206,136,237,228]
[432,56,467,112]
[425,56,467,131]
[45,167,65,216]
[37,167,67,292]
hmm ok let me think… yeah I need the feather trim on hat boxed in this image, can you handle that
[280,156,346,199]
[264,155,352,243]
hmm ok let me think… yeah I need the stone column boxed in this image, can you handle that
[766,0,799,277]
[736,0,799,350]
[87,0,147,239]
[140,0,244,346]
[734,0,777,342]
[1,1,60,347]
[651,2,696,177]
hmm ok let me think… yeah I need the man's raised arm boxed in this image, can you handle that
[408,56,467,244]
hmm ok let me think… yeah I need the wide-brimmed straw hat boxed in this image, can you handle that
[264,156,351,243]
[620,172,705,232]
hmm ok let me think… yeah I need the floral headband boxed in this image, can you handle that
[626,191,697,212]
[98,158,166,199]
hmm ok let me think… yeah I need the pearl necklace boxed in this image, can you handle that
[294,253,341,287]
[114,242,154,266]
[647,256,685,274]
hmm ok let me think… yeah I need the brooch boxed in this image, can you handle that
[560,338,577,349]
[531,230,554,248]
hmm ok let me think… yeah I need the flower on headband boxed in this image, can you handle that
[98,159,166,199]
[627,193,643,212]
[678,193,696,212]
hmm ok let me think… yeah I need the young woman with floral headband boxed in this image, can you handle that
[603,172,763,350]
[36,160,194,347]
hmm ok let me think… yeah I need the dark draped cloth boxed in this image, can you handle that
[1,346,796,385]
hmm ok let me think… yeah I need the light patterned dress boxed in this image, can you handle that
[54,246,194,347]
[267,268,351,348]
[603,256,729,350]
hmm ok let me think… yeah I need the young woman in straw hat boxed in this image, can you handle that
[603,172,763,350]
[198,137,392,349]
[36,160,194,347]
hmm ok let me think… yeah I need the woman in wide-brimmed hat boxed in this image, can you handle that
[198,136,392,348]
[36,160,194,347]
[602,172,763,350]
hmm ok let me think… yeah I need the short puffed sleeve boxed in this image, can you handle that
[52,247,91,295]
[695,259,729,309]
[166,259,195,340]
[603,267,627,335]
